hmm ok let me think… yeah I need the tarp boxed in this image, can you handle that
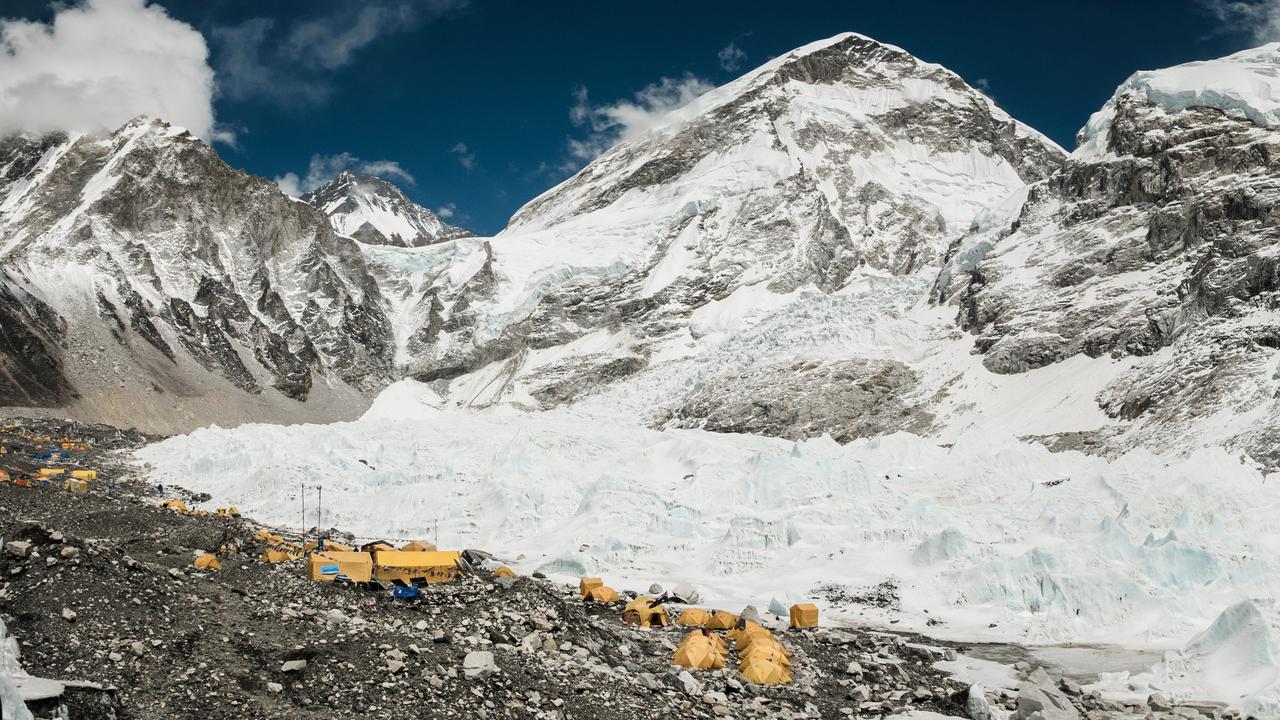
[584,586,620,603]
[739,656,792,685]
[789,603,819,629]
[706,610,739,630]
[672,631,726,670]
[308,551,373,582]
[676,608,712,627]
[623,597,670,628]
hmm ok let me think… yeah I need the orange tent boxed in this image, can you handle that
[789,603,819,629]
[584,586,621,603]
[579,577,604,598]
[193,554,222,571]
[739,656,792,685]
[492,566,516,578]
[676,608,712,627]
[672,630,726,670]
[623,597,670,628]
[706,610,739,631]
[401,540,437,552]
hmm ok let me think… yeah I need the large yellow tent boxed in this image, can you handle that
[579,577,604,598]
[372,550,461,584]
[623,597,670,628]
[676,608,712,627]
[584,585,620,603]
[672,631,726,670]
[789,603,819,629]
[308,551,373,583]
[739,656,792,685]
[706,610,739,630]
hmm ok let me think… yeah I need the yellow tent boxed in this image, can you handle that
[162,499,188,513]
[38,468,64,477]
[672,631,726,670]
[706,610,739,631]
[62,478,88,493]
[401,540,437,552]
[739,656,792,685]
[193,554,222,571]
[493,566,516,578]
[727,620,769,644]
[584,586,620,603]
[261,549,292,564]
[70,470,96,481]
[737,631,792,657]
[676,608,712,627]
[579,577,604,598]
[215,506,240,517]
[740,644,792,667]
[324,541,353,552]
[254,528,282,543]
[0,470,10,484]
[308,551,373,583]
[623,597,670,628]
[372,550,461,585]
[362,541,396,553]
[789,603,819,629]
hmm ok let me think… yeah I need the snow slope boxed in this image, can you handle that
[138,380,1280,656]
[303,171,471,247]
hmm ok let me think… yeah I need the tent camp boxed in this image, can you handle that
[372,550,461,585]
[193,554,222,571]
[676,608,712,627]
[739,656,792,685]
[623,597,670,628]
[706,610,739,630]
[584,586,620,603]
[789,603,819,629]
[308,551,373,583]
[672,631,726,670]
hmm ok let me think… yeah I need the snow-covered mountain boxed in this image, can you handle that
[0,118,395,432]
[385,33,1066,424]
[937,43,1280,466]
[303,171,471,247]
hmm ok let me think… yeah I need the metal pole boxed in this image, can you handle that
[300,483,306,539]
[317,485,323,530]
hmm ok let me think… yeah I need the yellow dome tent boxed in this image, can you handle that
[401,540,437,552]
[161,499,188,514]
[789,603,819,629]
[740,644,792,667]
[193,554,222,571]
[672,631,726,670]
[676,607,712,627]
[706,610,739,631]
[623,597,670,628]
[584,585,620,603]
[727,620,769,644]
[493,566,516,578]
[260,549,293,564]
[739,656,792,685]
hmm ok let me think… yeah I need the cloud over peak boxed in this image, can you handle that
[0,0,220,141]
[274,152,416,197]
[567,74,715,163]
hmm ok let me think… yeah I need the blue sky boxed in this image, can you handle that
[2,0,1273,234]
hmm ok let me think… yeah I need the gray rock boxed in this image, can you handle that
[739,605,762,624]
[648,583,664,595]
[463,651,496,678]
[61,607,76,622]
[267,682,283,694]
[1017,674,1080,720]
[672,582,701,604]
[1149,693,1173,712]
[281,659,307,673]
[4,541,32,558]
[967,684,995,720]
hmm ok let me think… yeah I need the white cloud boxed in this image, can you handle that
[1201,0,1280,43]
[450,142,476,170]
[0,0,221,141]
[567,74,715,162]
[214,1,467,106]
[718,42,747,72]
[973,77,992,94]
[274,152,416,196]
[435,202,457,219]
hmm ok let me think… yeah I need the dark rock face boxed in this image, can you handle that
[0,118,395,421]
[938,85,1280,464]
[666,359,931,442]
[0,272,75,407]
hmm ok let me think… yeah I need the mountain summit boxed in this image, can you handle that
[303,171,471,247]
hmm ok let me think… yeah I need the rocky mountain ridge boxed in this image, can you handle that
[302,170,471,248]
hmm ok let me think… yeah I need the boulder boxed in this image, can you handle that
[280,659,307,673]
[4,541,32,558]
[1016,674,1080,720]
[672,582,701,604]
[463,651,496,678]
